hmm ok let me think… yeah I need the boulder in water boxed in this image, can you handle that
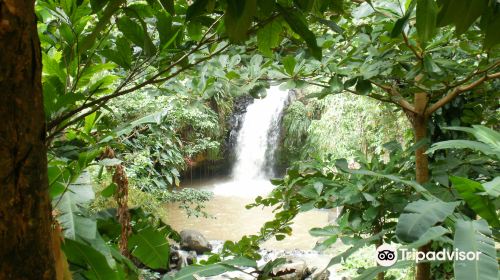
[180,230,212,254]
[270,257,310,279]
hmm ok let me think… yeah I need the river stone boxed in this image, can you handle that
[180,230,212,254]
[271,257,310,279]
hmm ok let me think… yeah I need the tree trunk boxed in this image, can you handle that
[0,1,56,279]
[413,93,430,280]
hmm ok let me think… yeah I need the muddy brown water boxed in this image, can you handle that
[164,178,333,250]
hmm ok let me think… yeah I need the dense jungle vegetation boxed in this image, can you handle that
[0,0,499,280]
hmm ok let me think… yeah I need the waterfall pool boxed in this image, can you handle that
[164,178,332,250]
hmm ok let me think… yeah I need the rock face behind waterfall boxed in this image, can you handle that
[225,95,254,167]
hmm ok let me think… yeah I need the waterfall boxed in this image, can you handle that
[232,86,289,180]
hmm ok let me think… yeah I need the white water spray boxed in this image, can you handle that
[212,86,289,196]
[232,86,289,180]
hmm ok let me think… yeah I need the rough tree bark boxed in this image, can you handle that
[0,1,56,279]
[413,92,431,280]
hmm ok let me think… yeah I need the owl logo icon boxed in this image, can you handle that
[376,244,398,266]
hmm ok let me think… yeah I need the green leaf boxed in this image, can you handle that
[257,20,282,56]
[484,11,500,48]
[406,226,451,249]
[187,21,203,41]
[128,227,170,269]
[159,0,175,15]
[117,16,145,47]
[353,260,414,280]
[328,75,343,93]
[423,55,442,77]
[173,263,236,280]
[427,140,499,159]
[281,7,322,59]
[156,11,173,48]
[455,0,488,35]
[450,176,500,228]
[416,0,437,44]
[62,238,118,280]
[55,172,97,240]
[454,219,499,280]
[326,231,385,268]
[390,0,416,38]
[437,0,488,35]
[482,177,500,198]
[101,183,117,198]
[225,0,257,42]
[396,200,459,243]
[282,55,296,76]
[221,257,257,268]
[355,79,372,95]
[90,0,110,13]
[186,0,209,21]
[309,225,338,237]
[298,185,319,199]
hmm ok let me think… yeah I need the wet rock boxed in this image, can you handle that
[180,230,212,254]
[271,257,311,279]
[169,249,197,269]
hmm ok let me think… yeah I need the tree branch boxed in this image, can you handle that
[402,32,422,60]
[370,80,418,114]
[425,71,500,116]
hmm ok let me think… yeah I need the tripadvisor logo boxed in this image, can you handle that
[376,244,398,267]
[375,244,482,266]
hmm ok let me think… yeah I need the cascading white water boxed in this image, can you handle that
[232,86,289,180]
[210,86,289,196]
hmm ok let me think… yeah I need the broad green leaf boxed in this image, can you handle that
[390,0,416,37]
[427,140,499,158]
[450,176,500,228]
[282,55,296,76]
[298,185,319,199]
[454,219,499,280]
[309,225,338,237]
[159,0,175,15]
[117,16,155,56]
[55,172,97,240]
[186,0,209,20]
[281,7,322,59]
[221,257,257,268]
[329,76,343,93]
[100,183,117,198]
[416,0,437,44]
[225,0,257,42]
[406,226,450,249]
[187,21,203,41]
[90,0,110,13]
[257,20,282,56]
[423,55,442,76]
[355,80,372,95]
[62,238,118,280]
[396,200,459,243]
[80,0,126,53]
[437,0,488,35]
[484,11,500,48]
[482,177,500,198]
[128,227,170,269]
[454,0,488,35]
[156,11,173,48]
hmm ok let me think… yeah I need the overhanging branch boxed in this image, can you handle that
[370,80,418,114]
[425,71,500,116]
